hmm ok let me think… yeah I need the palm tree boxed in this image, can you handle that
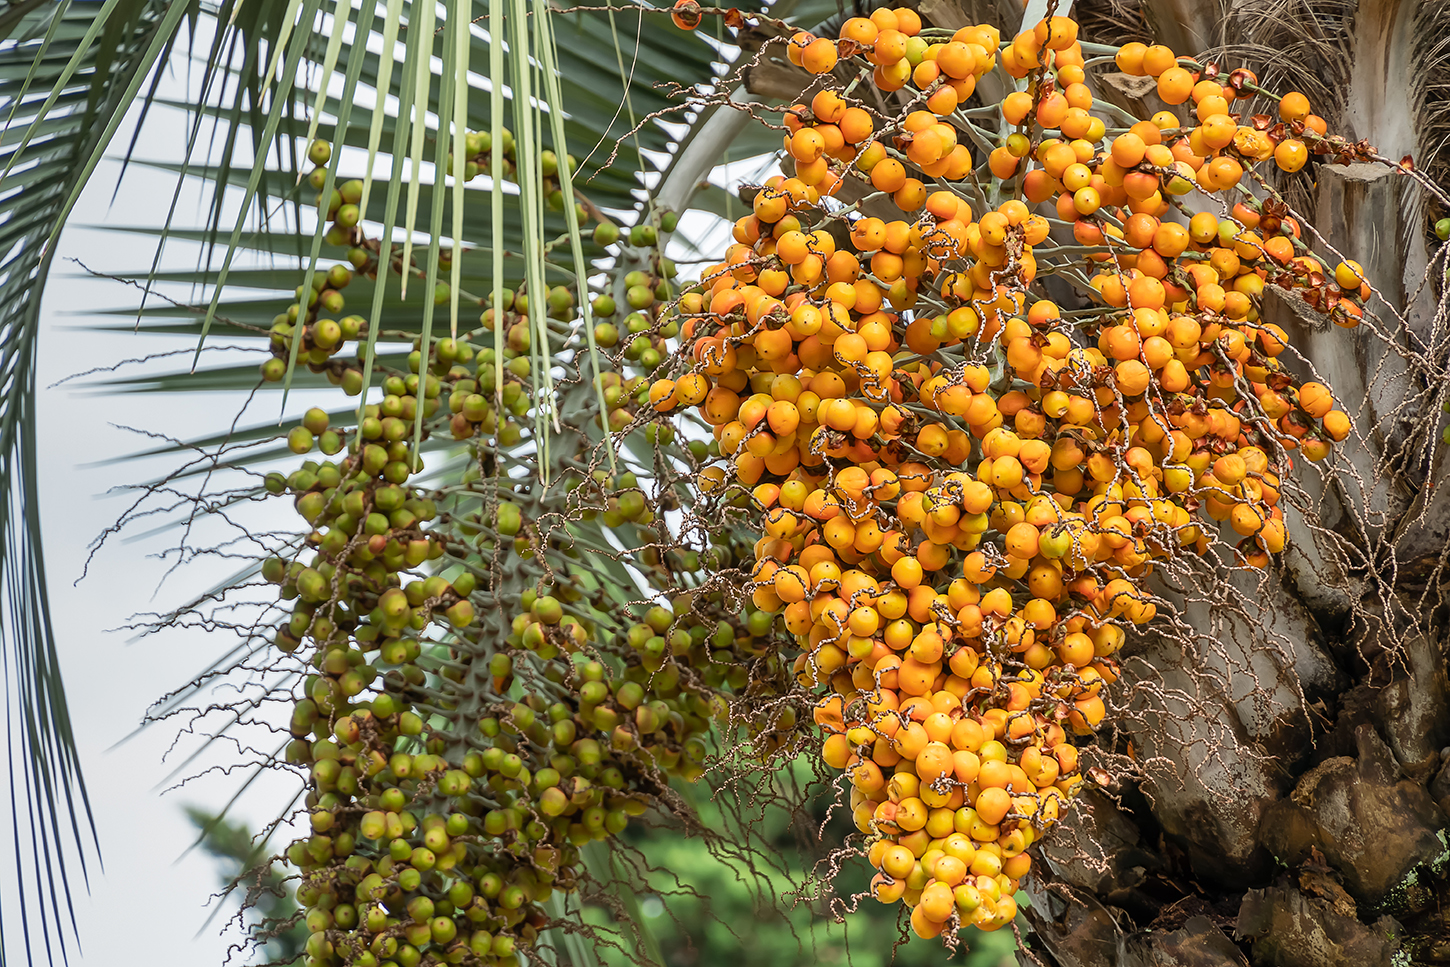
[1007,3,1450,964]
[3,0,1449,964]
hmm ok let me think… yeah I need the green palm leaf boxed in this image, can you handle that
[0,1,200,962]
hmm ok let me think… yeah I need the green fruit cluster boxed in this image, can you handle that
[444,127,588,225]
[260,141,375,385]
[261,269,366,386]
[259,194,802,967]
[591,261,681,374]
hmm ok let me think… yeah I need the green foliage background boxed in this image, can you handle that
[593,801,1020,967]
[193,762,1019,967]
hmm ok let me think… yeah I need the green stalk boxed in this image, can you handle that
[356,0,405,218]
[533,0,615,468]
[543,892,599,967]
[192,0,323,367]
[449,0,470,339]
[354,0,424,446]
[508,0,558,476]
[489,0,505,413]
[530,16,553,478]
[581,842,665,967]
[400,0,436,298]
[411,1,460,457]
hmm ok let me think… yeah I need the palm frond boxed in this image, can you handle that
[0,1,197,962]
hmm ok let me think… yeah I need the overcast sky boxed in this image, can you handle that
[33,259,297,967]
[26,90,319,967]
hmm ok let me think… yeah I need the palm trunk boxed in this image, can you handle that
[1018,1,1450,964]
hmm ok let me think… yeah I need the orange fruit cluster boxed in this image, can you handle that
[780,9,994,196]
[652,8,1364,942]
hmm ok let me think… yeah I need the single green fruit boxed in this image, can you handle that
[532,595,563,625]
[594,322,619,348]
[312,318,342,350]
[548,286,574,314]
[446,600,475,628]
[288,427,315,454]
[593,222,620,246]
[302,408,330,435]
[592,294,617,318]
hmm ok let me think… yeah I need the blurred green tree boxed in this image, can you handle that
[187,808,307,965]
[581,761,1020,967]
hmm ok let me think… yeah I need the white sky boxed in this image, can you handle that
[34,218,298,961]
[26,77,326,967]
